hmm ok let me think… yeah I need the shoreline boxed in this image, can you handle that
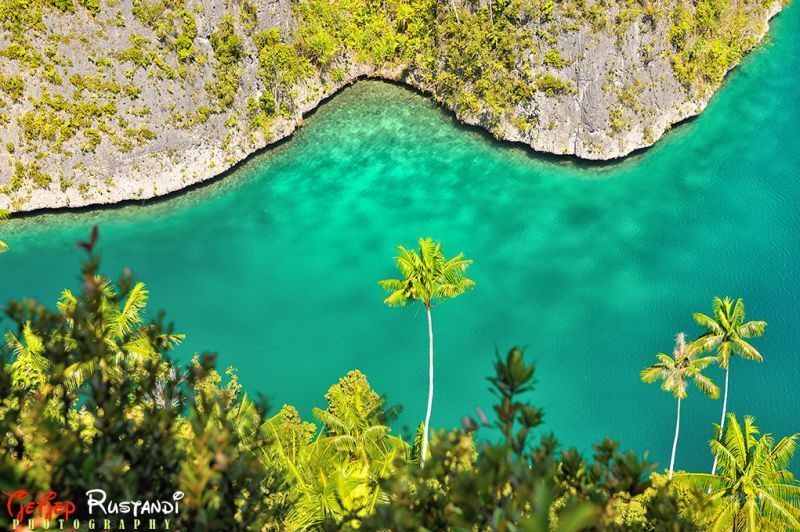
[3,3,784,217]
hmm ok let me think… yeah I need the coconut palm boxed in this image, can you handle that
[0,209,9,253]
[4,279,184,398]
[674,414,800,529]
[263,371,409,528]
[379,238,474,466]
[693,296,766,474]
[56,280,182,389]
[5,322,51,390]
[641,332,719,478]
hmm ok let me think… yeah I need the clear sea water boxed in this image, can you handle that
[2,6,798,474]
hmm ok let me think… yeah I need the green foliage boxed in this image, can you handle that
[77,0,99,14]
[675,414,800,529]
[693,296,766,369]
[544,49,566,67]
[175,9,197,63]
[132,0,166,27]
[0,235,288,529]
[298,27,338,66]
[118,34,154,67]
[265,370,408,528]
[379,237,474,309]
[210,15,242,66]
[255,28,312,116]
[207,15,243,107]
[667,0,774,94]
[534,73,577,96]
[362,347,699,530]
[641,333,719,401]
[0,74,25,100]
[10,160,51,190]
[1,234,795,530]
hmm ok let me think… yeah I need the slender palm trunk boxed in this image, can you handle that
[669,397,681,479]
[711,366,730,475]
[421,305,434,468]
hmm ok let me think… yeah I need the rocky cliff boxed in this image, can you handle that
[0,0,784,212]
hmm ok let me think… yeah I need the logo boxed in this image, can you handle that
[2,489,183,530]
[2,490,75,524]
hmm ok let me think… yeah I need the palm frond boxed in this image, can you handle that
[770,435,799,469]
[694,312,723,335]
[111,282,148,337]
[692,372,720,399]
[733,338,763,362]
[673,472,725,492]
[738,320,766,339]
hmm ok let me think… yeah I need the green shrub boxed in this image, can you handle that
[534,73,576,96]
[543,49,566,67]
[210,15,242,66]
[0,75,25,100]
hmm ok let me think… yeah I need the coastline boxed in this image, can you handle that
[1,3,784,216]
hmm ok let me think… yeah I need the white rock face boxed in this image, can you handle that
[0,0,783,212]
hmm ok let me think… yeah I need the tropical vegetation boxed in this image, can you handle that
[641,332,719,478]
[1,230,798,530]
[0,0,784,208]
[379,237,473,466]
[693,296,766,474]
[674,414,800,529]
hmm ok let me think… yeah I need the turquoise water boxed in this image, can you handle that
[2,6,799,473]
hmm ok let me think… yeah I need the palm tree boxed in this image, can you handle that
[263,371,409,528]
[641,332,719,478]
[5,322,51,390]
[379,238,474,466]
[0,209,9,253]
[4,279,184,397]
[693,296,766,474]
[674,414,800,529]
[57,280,182,389]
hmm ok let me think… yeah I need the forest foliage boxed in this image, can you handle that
[1,230,798,530]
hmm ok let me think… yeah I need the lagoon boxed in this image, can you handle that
[2,5,799,473]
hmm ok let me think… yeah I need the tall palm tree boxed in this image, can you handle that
[379,238,474,466]
[693,296,766,474]
[641,332,719,478]
[674,414,800,529]
[0,209,9,253]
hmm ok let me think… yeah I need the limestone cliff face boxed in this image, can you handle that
[0,0,783,212]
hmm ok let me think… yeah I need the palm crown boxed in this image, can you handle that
[5,278,184,393]
[693,296,766,368]
[641,333,719,400]
[379,237,474,309]
[675,414,800,529]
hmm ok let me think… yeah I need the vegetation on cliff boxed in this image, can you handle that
[0,0,784,210]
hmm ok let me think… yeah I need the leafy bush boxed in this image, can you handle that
[0,74,25,100]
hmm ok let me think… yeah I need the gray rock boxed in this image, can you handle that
[0,0,783,212]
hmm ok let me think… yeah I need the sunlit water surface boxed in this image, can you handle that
[3,6,799,473]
